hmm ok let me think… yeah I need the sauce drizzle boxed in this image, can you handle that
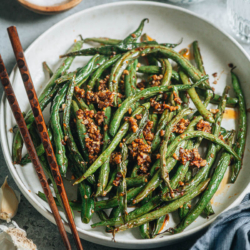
[158,214,169,233]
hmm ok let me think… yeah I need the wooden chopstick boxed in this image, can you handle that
[7,26,83,250]
[0,55,72,250]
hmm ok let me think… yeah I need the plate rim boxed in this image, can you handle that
[1,0,250,246]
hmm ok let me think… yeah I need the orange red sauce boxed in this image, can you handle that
[179,48,194,60]
[211,170,230,206]
[223,109,238,120]
[158,214,169,233]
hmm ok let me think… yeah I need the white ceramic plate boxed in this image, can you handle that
[1,1,250,248]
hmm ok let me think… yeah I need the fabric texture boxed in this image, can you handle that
[191,194,250,250]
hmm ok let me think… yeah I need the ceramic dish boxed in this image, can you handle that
[1,1,250,248]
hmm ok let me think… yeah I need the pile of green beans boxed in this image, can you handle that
[15,19,246,239]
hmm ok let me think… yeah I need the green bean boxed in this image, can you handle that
[71,161,95,224]
[62,18,149,57]
[92,157,192,229]
[109,43,207,106]
[85,35,180,48]
[154,58,172,101]
[179,71,214,123]
[73,94,89,111]
[56,54,100,85]
[202,86,229,214]
[109,206,121,221]
[12,132,23,164]
[192,41,205,72]
[63,80,95,185]
[139,196,151,239]
[60,42,164,57]
[95,185,145,211]
[80,183,94,224]
[138,66,180,81]
[176,92,232,197]
[43,61,53,78]
[172,140,201,218]
[74,103,150,184]
[84,37,121,45]
[149,114,158,134]
[174,132,235,233]
[88,54,122,91]
[12,40,83,162]
[195,88,238,107]
[92,195,161,228]
[163,148,203,203]
[203,200,214,216]
[93,186,160,228]
[140,33,182,49]
[124,64,134,98]
[158,58,172,86]
[92,126,228,228]
[141,34,159,66]
[179,91,189,109]
[40,40,83,100]
[153,45,202,81]
[71,100,88,161]
[230,72,247,182]
[192,40,214,132]
[192,41,209,86]
[103,168,117,196]
[51,83,69,176]
[179,168,192,219]
[74,54,108,88]
[154,143,194,235]
[117,143,129,223]
[106,207,121,233]
[138,65,161,74]
[133,140,187,204]
[96,107,112,196]
[152,214,169,237]
[123,61,139,111]
[121,19,149,45]
[166,131,239,161]
[184,170,192,183]
[171,142,195,188]
[160,108,192,189]
[20,126,52,165]
[131,59,138,93]
[181,135,229,196]
[186,115,203,131]
[125,107,149,144]
[131,164,140,178]
[29,126,40,147]
[151,109,169,152]
[170,86,181,112]
[126,176,148,188]
[12,83,60,163]
[179,203,190,219]
[96,210,109,228]
[114,179,210,232]
[110,75,209,137]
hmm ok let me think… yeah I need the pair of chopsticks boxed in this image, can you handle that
[0,26,83,250]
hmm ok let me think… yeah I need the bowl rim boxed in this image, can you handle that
[1,0,250,246]
[17,0,82,14]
